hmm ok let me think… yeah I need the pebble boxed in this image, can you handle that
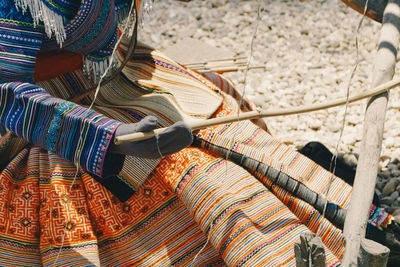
[391,169,400,177]
[382,179,398,196]
[381,196,394,206]
[391,191,399,201]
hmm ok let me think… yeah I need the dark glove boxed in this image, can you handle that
[109,116,193,158]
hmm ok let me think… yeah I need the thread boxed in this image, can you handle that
[190,2,262,265]
[53,1,138,262]
[224,0,262,184]
[155,132,164,158]
[317,0,370,238]
[188,222,214,267]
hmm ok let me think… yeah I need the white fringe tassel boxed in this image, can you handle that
[83,55,117,84]
[14,0,66,46]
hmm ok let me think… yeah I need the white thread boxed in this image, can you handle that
[188,222,214,267]
[53,1,137,262]
[224,0,262,180]
[317,0,369,238]
[192,2,261,265]
[155,132,164,158]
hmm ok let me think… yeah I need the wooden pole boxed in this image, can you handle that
[113,76,400,145]
[342,1,400,266]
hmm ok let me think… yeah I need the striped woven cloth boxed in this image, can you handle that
[0,43,357,266]
[0,97,344,266]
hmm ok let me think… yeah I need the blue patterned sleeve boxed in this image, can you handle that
[0,6,43,83]
[0,82,125,178]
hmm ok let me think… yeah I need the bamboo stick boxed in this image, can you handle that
[342,1,400,266]
[114,76,400,144]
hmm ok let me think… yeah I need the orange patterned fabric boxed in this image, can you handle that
[0,46,350,266]
[0,95,346,266]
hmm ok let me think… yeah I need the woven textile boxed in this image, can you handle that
[1,0,396,265]
[0,95,344,266]
[0,82,124,178]
[0,0,132,82]
[1,35,397,265]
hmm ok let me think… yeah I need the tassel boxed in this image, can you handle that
[83,55,118,83]
[14,0,66,46]
[139,0,154,26]
[117,0,154,27]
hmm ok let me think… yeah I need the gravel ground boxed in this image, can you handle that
[139,0,400,215]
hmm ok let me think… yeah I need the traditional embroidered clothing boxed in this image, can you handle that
[0,0,132,82]
[0,1,397,266]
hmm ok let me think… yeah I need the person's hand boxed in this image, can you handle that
[109,116,193,158]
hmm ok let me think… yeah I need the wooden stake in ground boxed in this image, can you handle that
[342,1,400,266]
[294,233,326,267]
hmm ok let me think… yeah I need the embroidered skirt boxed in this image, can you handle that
[0,94,353,266]
[0,46,354,266]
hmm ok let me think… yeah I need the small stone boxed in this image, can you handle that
[382,179,398,196]
[385,137,395,148]
[326,123,341,133]
[342,135,356,145]
[307,119,322,130]
[376,181,384,190]
[380,196,393,206]
[388,163,398,171]
[381,170,391,179]
[342,153,358,167]
[391,191,400,201]
[391,169,400,177]
[394,199,400,207]
[242,4,253,13]
[347,115,360,125]
[380,157,391,170]
[393,208,400,217]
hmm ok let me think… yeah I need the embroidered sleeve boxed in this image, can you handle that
[0,82,124,177]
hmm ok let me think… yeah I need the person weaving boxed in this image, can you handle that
[0,0,399,266]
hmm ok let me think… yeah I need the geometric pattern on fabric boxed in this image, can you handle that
[1,45,351,266]
[0,142,343,266]
[197,95,350,262]
[158,146,341,266]
[0,82,122,178]
[0,89,348,266]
